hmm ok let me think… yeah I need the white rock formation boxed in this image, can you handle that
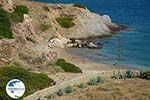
[48,37,71,48]
[67,9,116,38]
[88,42,98,48]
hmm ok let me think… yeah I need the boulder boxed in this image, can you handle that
[75,39,82,43]
[66,43,74,48]
[78,44,82,48]
[88,42,98,48]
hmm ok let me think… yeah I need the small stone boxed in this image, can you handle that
[75,39,82,43]
[78,44,82,48]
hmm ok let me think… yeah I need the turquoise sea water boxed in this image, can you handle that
[35,0,150,70]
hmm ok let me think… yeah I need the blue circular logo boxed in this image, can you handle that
[6,79,25,99]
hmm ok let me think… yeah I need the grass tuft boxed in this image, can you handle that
[56,16,75,28]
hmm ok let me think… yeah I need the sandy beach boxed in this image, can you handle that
[43,48,127,85]
[57,48,126,72]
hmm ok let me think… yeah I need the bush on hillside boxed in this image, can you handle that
[0,7,13,39]
[87,77,97,86]
[65,86,73,93]
[143,70,150,80]
[56,16,75,28]
[78,83,87,89]
[0,66,54,100]
[96,76,104,83]
[56,58,82,73]
[56,89,64,96]
[73,4,86,9]
[126,70,134,78]
[9,5,29,22]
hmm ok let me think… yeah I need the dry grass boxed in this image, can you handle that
[55,79,150,100]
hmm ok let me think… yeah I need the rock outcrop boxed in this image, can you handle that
[47,4,124,39]
[12,14,36,36]
[48,37,99,49]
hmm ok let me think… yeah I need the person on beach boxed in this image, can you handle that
[113,61,118,66]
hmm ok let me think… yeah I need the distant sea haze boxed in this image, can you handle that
[35,0,150,70]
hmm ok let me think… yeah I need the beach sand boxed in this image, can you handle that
[46,48,127,85]
[57,48,126,72]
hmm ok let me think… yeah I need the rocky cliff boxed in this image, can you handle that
[1,0,124,39]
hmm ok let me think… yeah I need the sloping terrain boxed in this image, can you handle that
[55,79,150,100]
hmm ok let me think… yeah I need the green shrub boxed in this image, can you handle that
[0,7,13,39]
[9,5,29,23]
[87,78,97,86]
[73,4,86,9]
[0,66,54,100]
[56,17,75,28]
[56,89,64,96]
[40,24,49,31]
[139,70,145,79]
[65,86,73,93]
[143,70,150,80]
[96,76,104,83]
[126,70,134,78]
[56,58,82,73]
[78,83,87,89]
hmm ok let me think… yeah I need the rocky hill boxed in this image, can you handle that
[0,0,126,70]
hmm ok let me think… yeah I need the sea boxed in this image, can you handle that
[34,0,150,70]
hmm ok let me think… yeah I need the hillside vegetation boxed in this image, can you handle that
[55,79,150,100]
[0,66,54,100]
[0,5,29,39]
[0,7,13,39]
[56,16,75,28]
[56,58,82,73]
[8,5,29,23]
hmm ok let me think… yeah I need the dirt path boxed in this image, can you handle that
[23,70,127,100]
[25,41,128,100]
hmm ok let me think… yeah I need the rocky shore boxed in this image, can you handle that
[47,23,127,49]
[48,37,99,49]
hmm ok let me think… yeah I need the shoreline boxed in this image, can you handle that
[57,48,127,72]
[67,48,144,71]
